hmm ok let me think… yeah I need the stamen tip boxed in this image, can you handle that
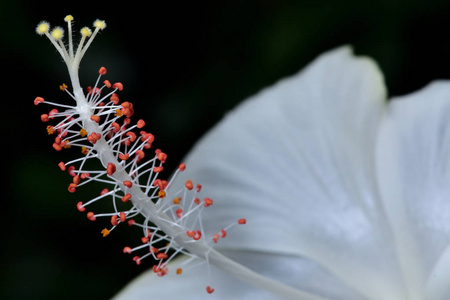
[36,21,50,35]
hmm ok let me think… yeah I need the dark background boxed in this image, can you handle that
[3,0,450,299]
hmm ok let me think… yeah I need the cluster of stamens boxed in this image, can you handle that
[34,15,246,294]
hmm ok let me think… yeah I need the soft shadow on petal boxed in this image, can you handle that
[376,81,450,300]
[166,47,404,299]
[114,250,365,300]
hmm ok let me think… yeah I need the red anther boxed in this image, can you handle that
[128,219,136,226]
[126,132,136,142]
[106,162,116,176]
[68,183,77,193]
[141,237,149,244]
[90,115,101,123]
[99,66,107,75]
[94,132,101,140]
[178,163,186,171]
[193,230,202,240]
[113,82,124,91]
[41,114,49,122]
[54,136,62,145]
[121,101,131,108]
[156,253,168,260]
[119,153,129,161]
[176,208,183,218]
[123,117,131,126]
[238,218,247,225]
[52,143,63,151]
[34,97,45,105]
[87,212,96,221]
[154,166,164,173]
[68,166,76,177]
[111,215,118,226]
[80,173,90,179]
[133,256,141,265]
[49,109,58,118]
[110,122,120,133]
[76,201,85,212]
[140,131,154,143]
[103,80,111,88]
[137,119,145,128]
[100,188,109,195]
[123,246,132,254]
[157,152,167,163]
[123,180,133,188]
[186,230,195,237]
[204,198,214,207]
[185,180,193,190]
[196,184,202,192]
[194,198,201,205]
[221,229,227,238]
[153,179,164,190]
[212,234,220,243]
[122,194,132,203]
[110,93,120,104]
[120,212,126,223]
[58,162,66,171]
[206,286,215,294]
[135,150,145,160]
[73,175,80,185]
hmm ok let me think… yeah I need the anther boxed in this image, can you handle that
[76,201,85,212]
[101,228,110,237]
[51,27,64,40]
[34,97,45,105]
[36,21,50,35]
[238,219,247,224]
[206,286,215,294]
[98,67,107,75]
[204,198,213,207]
[137,119,145,128]
[122,194,132,203]
[106,162,116,175]
[68,183,77,193]
[123,180,133,188]
[179,163,186,171]
[113,82,123,91]
[123,247,132,254]
[58,162,66,171]
[87,212,96,221]
[90,115,100,123]
[185,180,193,190]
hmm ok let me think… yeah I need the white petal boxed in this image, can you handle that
[167,47,403,298]
[376,81,450,300]
[114,251,365,300]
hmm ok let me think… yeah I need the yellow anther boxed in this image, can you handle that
[80,27,92,37]
[101,228,110,237]
[173,197,181,205]
[51,27,64,40]
[63,140,71,149]
[59,83,68,91]
[36,21,50,35]
[46,125,54,135]
[114,109,123,117]
[64,15,73,22]
[79,128,88,137]
[93,19,106,30]
[81,147,89,155]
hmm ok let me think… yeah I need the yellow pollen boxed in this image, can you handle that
[64,15,73,22]
[80,27,92,37]
[46,126,54,135]
[114,109,123,117]
[176,268,183,275]
[158,190,166,199]
[101,228,110,237]
[51,27,64,40]
[79,128,88,137]
[36,22,50,35]
[93,19,106,30]
[60,83,68,91]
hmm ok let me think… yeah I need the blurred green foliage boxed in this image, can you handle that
[3,0,450,299]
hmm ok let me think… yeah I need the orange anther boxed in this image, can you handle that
[99,67,107,75]
[150,247,159,254]
[123,180,133,188]
[154,166,164,173]
[68,183,77,193]
[128,219,136,226]
[79,128,88,137]
[103,80,111,88]
[204,198,213,207]
[221,229,227,238]
[46,125,54,135]
[140,131,154,143]
[111,215,118,226]
[60,83,68,91]
[157,152,167,163]
[80,173,90,179]
[113,82,123,91]
[34,97,45,105]
[76,201,85,212]
[194,198,201,205]
[158,190,166,198]
[100,188,109,195]
[41,114,49,122]
[176,268,183,275]
[126,132,136,142]
[206,286,215,294]
[178,163,186,171]
[123,246,132,254]
[196,184,202,192]
[172,197,181,205]
[186,230,195,237]
[120,212,126,223]
[122,194,132,203]
[118,153,129,161]
[106,162,116,175]
[49,109,58,118]
[90,115,101,123]
[141,237,149,244]
[58,162,66,171]
[110,93,120,104]
[110,122,120,133]
[81,147,89,155]
[101,228,110,237]
[73,175,80,184]
[185,180,193,190]
[238,218,247,225]
[156,253,168,260]
[135,150,145,160]
[137,119,145,128]
[87,212,96,221]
